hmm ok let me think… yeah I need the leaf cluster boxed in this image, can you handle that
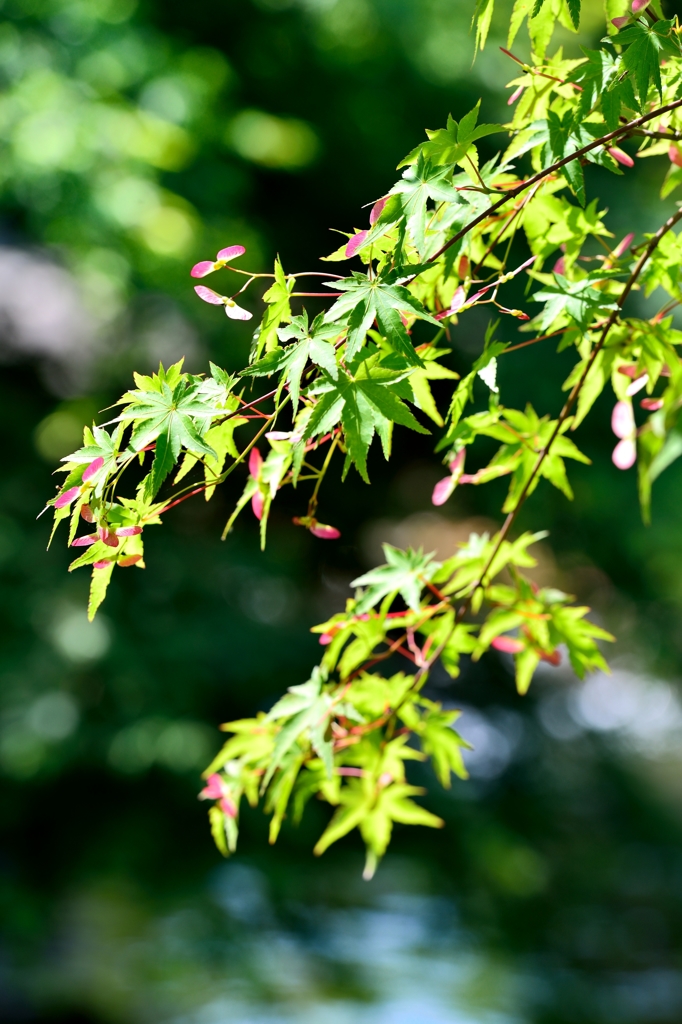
[44,0,682,871]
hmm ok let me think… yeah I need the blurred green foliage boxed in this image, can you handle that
[4,1,682,1022]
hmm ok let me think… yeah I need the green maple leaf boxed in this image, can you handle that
[345,672,415,720]
[241,311,339,409]
[398,101,503,170]
[359,782,443,878]
[313,783,372,858]
[88,562,114,622]
[613,19,678,106]
[416,703,470,787]
[264,667,333,786]
[60,422,125,493]
[351,544,439,613]
[408,345,459,426]
[549,604,614,679]
[251,256,293,360]
[566,47,619,123]
[532,0,580,29]
[543,113,621,200]
[533,272,620,330]
[129,359,186,395]
[304,367,429,482]
[451,404,591,511]
[545,110,590,205]
[175,413,249,500]
[324,271,439,363]
[312,773,442,877]
[116,376,224,498]
[389,155,468,254]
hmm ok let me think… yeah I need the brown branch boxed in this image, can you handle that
[501,326,577,355]
[427,98,682,266]
[411,205,682,682]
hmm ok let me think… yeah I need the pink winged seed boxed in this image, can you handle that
[310,523,341,540]
[369,198,387,225]
[224,302,253,321]
[54,486,80,509]
[216,245,246,261]
[82,456,105,484]
[613,438,637,470]
[608,147,634,168]
[194,285,224,305]
[190,261,216,279]
[448,449,466,474]
[345,230,369,258]
[220,795,238,818]
[611,400,635,439]
[491,635,525,654]
[251,490,264,521]
[613,233,635,258]
[432,476,455,507]
[248,447,263,478]
[118,554,142,567]
[626,374,649,397]
[200,774,224,800]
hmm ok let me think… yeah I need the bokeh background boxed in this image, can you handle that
[4,1,682,1022]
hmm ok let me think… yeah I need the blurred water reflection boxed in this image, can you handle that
[18,861,522,1024]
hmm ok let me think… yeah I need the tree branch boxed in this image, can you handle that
[428,98,682,265]
[469,205,682,597]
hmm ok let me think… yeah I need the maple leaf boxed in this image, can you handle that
[115,375,224,498]
[324,270,439,363]
[305,367,428,482]
[351,544,439,613]
[264,667,334,786]
[241,311,340,409]
[251,257,293,360]
[532,272,620,330]
[389,155,468,254]
[398,101,503,170]
[612,19,679,106]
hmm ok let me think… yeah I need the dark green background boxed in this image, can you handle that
[3,1,682,1022]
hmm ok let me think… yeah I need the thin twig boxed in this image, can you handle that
[467,208,682,605]
[470,182,542,279]
[631,129,682,141]
[501,326,576,355]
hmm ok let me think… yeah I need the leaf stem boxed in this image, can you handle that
[308,436,339,516]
